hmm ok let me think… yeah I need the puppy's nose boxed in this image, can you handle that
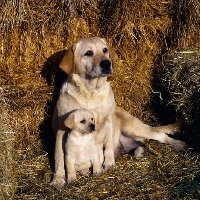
[100,60,112,74]
[90,123,95,132]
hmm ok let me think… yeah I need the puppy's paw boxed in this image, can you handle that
[134,146,145,158]
[67,174,77,183]
[50,176,66,189]
[171,140,187,150]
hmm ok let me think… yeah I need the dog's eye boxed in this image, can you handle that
[103,48,108,53]
[80,119,86,124]
[84,50,94,56]
[91,118,93,121]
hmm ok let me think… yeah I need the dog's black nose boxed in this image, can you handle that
[90,123,95,131]
[100,60,112,74]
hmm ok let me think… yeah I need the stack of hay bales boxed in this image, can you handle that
[152,0,200,152]
[1,0,200,199]
[1,0,100,198]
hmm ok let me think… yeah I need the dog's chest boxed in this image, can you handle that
[68,82,115,112]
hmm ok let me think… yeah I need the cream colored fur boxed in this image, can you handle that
[50,37,186,188]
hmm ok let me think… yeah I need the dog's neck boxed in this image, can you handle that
[71,74,108,92]
[86,77,107,91]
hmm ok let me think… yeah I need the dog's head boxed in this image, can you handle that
[64,108,95,134]
[59,37,118,78]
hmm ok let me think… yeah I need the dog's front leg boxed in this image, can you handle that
[50,130,66,188]
[103,118,115,171]
[92,149,103,175]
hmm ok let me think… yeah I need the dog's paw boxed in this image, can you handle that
[134,146,145,158]
[93,167,104,176]
[50,176,66,189]
[67,174,77,183]
[80,168,89,175]
[171,140,187,150]
[103,159,116,171]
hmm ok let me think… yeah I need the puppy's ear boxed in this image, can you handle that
[59,44,76,76]
[64,114,74,130]
[100,38,118,63]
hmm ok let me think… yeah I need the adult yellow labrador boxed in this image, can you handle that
[50,37,186,188]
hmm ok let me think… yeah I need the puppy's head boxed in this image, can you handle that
[64,108,95,134]
[59,37,118,78]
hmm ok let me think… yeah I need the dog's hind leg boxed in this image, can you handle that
[118,134,145,158]
[115,107,187,150]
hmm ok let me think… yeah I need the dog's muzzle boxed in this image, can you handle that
[100,60,112,74]
[89,123,95,132]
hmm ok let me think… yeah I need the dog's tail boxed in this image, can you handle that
[153,119,184,135]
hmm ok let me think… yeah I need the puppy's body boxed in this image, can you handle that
[64,109,101,182]
[50,37,186,188]
[66,130,99,174]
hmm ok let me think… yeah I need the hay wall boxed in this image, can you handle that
[151,0,200,152]
[1,0,200,199]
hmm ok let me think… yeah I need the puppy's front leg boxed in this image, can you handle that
[50,130,66,188]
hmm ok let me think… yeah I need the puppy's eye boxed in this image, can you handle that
[91,118,94,121]
[103,48,108,53]
[80,119,86,124]
[84,50,94,56]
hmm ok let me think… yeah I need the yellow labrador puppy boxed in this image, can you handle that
[50,37,186,188]
[64,108,102,182]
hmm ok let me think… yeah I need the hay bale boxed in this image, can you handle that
[161,52,200,152]
[162,52,200,122]
[1,0,200,199]
[0,85,52,198]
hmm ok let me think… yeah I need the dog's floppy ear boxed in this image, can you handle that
[59,44,76,76]
[109,46,118,63]
[100,38,118,63]
[64,114,75,130]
